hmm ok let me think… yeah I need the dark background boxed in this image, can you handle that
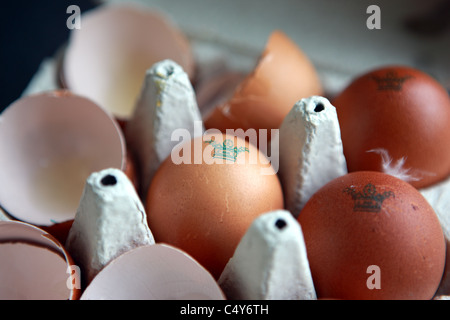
[0,0,99,112]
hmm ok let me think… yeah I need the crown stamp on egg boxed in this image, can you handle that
[371,70,413,91]
[204,137,249,162]
[343,183,395,213]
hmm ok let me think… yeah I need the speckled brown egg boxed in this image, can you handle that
[332,65,450,189]
[297,171,446,300]
[146,133,284,279]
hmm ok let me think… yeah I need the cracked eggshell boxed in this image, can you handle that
[146,132,284,279]
[80,244,225,300]
[204,30,322,139]
[333,65,450,189]
[0,220,81,300]
[0,91,125,227]
[62,3,195,121]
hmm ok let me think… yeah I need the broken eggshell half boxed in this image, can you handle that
[203,30,323,141]
[80,243,225,300]
[0,90,126,227]
[62,3,195,121]
[0,220,81,300]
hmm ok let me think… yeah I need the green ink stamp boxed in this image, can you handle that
[204,137,249,162]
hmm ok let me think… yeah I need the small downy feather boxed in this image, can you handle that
[367,148,434,183]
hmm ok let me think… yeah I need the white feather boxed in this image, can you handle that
[367,148,434,182]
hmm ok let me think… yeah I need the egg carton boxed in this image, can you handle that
[1,0,450,300]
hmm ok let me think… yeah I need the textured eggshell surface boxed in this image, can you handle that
[333,66,450,189]
[146,133,284,279]
[297,171,446,300]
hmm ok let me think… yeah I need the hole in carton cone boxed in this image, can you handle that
[101,175,117,186]
[314,103,325,112]
[275,218,287,230]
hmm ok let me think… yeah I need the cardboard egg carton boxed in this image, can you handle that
[12,0,450,300]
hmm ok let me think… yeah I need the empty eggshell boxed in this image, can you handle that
[0,220,81,300]
[80,244,225,300]
[0,91,125,227]
[204,30,323,139]
[62,3,195,121]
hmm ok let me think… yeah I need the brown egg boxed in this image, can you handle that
[297,171,446,300]
[333,65,450,189]
[146,133,284,279]
[204,30,322,140]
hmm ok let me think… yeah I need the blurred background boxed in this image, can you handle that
[0,1,98,112]
[0,0,449,112]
